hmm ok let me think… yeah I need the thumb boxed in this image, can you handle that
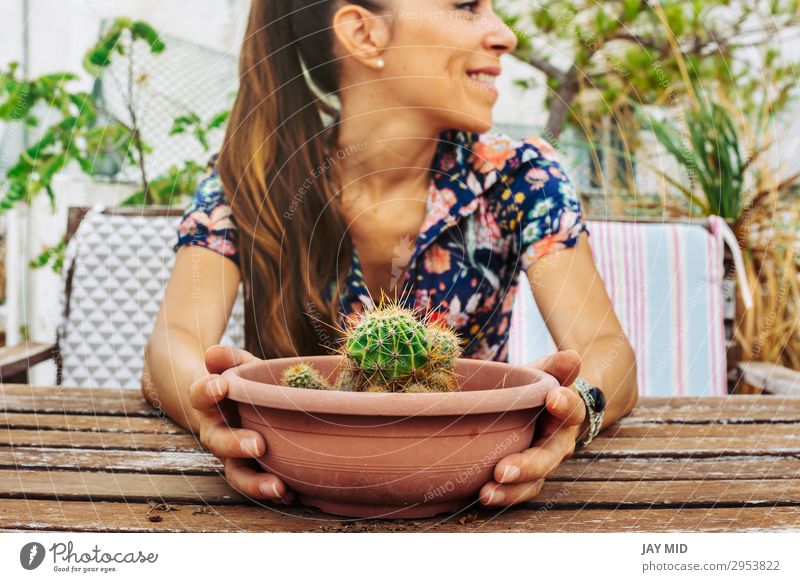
[528,349,581,387]
[204,345,259,374]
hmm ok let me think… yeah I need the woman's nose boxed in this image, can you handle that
[483,12,518,55]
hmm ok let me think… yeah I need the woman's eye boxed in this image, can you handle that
[454,1,479,12]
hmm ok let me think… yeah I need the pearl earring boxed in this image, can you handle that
[375,58,385,69]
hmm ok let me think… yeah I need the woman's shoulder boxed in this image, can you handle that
[461,128,565,177]
[173,152,239,264]
[190,153,228,210]
[455,129,586,265]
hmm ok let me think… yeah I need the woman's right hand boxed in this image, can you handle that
[188,344,295,505]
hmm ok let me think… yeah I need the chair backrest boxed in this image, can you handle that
[507,219,729,396]
[58,205,244,389]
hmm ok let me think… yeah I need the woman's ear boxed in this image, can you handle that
[332,3,390,69]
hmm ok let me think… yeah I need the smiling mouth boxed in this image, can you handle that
[465,70,499,96]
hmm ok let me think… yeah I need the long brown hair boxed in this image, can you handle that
[217,0,384,359]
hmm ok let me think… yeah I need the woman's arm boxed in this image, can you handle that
[527,230,639,431]
[479,232,637,507]
[142,245,240,431]
[141,245,295,504]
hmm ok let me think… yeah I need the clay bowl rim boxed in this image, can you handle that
[223,355,559,417]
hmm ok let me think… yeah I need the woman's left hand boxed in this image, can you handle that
[479,349,586,507]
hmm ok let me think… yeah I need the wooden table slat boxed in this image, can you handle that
[0,447,223,474]
[2,469,799,508]
[0,469,245,504]
[0,428,201,451]
[0,411,184,434]
[2,500,799,533]
[5,447,800,483]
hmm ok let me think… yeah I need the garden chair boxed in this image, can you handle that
[0,205,787,397]
[507,216,749,396]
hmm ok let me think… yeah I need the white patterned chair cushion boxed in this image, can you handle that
[58,204,244,389]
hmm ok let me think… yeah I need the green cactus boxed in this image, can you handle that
[332,300,463,393]
[425,319,462,369]
[280,362,332,390]
[344,304,430,384]
[281,299,464,394]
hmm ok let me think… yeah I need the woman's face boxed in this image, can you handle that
[338,0,518,133]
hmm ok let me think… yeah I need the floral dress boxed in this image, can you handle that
[174,128,589,362]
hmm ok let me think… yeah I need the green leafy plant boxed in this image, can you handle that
[0,18,233,273]
[29,236,66,272]
[500,0,800,205]
[640,41,800,378]
[0,63,124,212]
[169,110,230,152]
[502,0,800,140]
[645,97,746,220]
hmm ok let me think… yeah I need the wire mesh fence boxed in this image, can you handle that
[92,19,238,185]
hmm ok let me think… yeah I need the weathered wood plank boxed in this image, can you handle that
[5,447,797,483]
[7,410,797,439]
[1,499,799,533]
[576,436,800,457]
[551,456,800,481]
[0,447,222,474]
[0,469,244,503]
[527,479,800,507]
[601,422,800,439]
[465,505,800,533]
[0,412,185,434]
[623,396,800,423]
[4,386,799,421]
[2,469,798,507]
[0,385,157,416]
[0,428,200,451]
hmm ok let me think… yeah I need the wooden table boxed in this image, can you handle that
[1,384,799,532]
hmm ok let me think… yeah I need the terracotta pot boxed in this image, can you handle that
[223,355,558,519]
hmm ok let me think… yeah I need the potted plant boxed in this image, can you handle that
[641,60,800,389]
[0,18,233,355]
[223,298,558,518]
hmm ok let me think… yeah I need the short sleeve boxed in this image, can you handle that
[173,154,240,266]
[510,136,589,271]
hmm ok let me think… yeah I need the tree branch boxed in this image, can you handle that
[523,54,567,81]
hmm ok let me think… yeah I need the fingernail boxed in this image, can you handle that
[486,488,505,505]
[554,391,567,409]
[208,378,224,397]
[242,437,261,456]
[501,465,520,483]
[259,481,281,499]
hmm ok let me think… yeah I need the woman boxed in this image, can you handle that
[143,0,638,508]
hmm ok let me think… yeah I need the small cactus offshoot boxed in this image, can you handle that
[280,362,332,390]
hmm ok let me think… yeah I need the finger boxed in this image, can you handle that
[544,385,587,427]
[494,429,575,484]
[188,373,228,410]
[223,457,295,504]
[200,421,267,459]
[479,478,545,506]
[204,345,259,375]
[527,350,581,387]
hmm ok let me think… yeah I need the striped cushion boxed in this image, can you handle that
[508,220,727,396]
